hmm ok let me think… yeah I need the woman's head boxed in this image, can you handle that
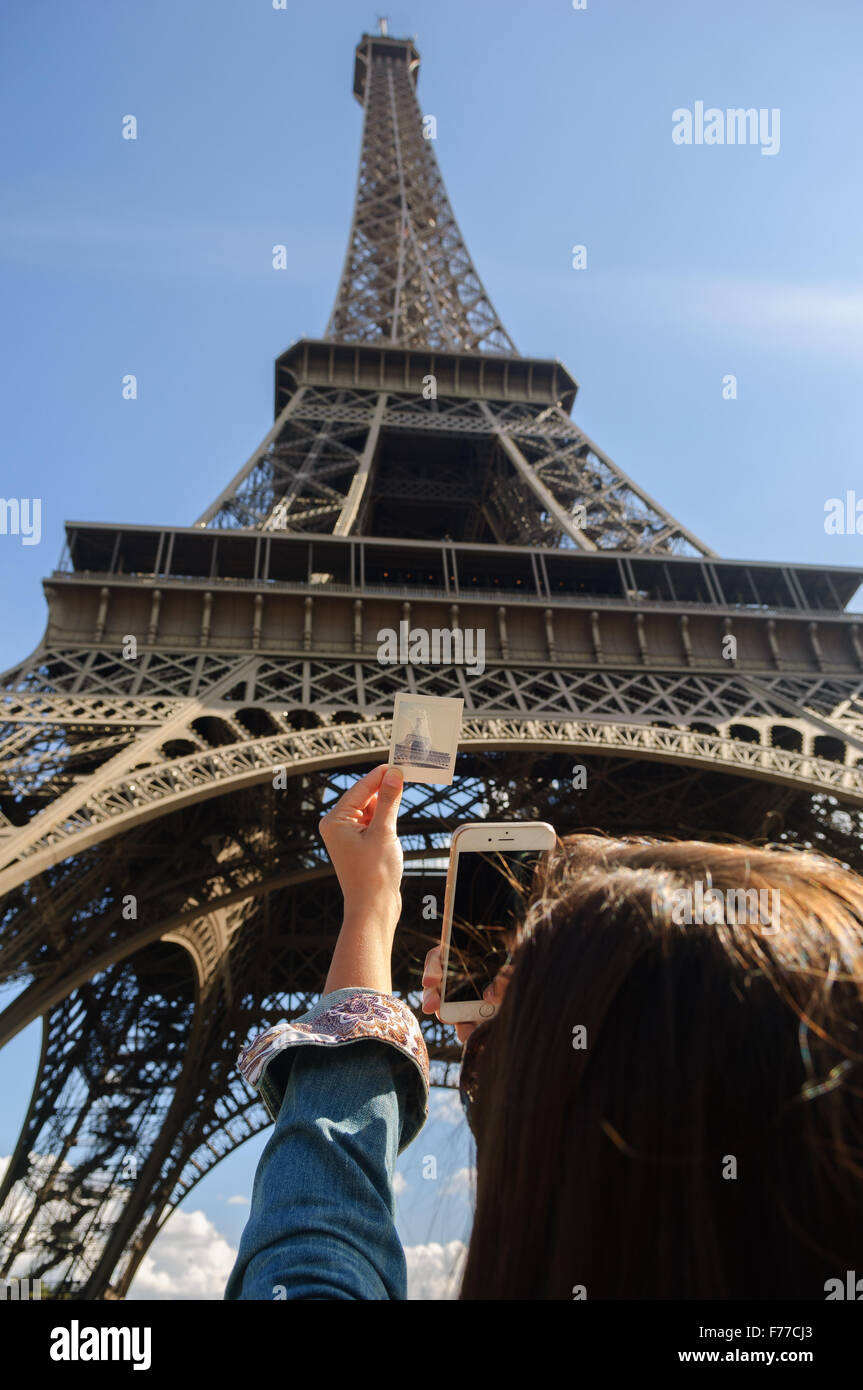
[459,835,863,1300]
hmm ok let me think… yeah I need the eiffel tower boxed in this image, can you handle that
[3,26,863,1301]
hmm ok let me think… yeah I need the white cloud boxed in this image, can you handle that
[480,252,863,364]
[440,1166,475,1196]
[131,1207,465,1301]
[593,268,863,360]
[430,1087,466,1127]
[0,1152,464,1302]
[226,1194,249,1206]
[405,1240,467,1300]
[126,1208,237,1301]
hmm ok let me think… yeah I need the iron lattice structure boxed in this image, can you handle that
[2,29,863,1299]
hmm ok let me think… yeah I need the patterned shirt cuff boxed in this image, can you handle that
[237,987,430,1147]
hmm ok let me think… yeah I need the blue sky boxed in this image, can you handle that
[1,0,862,1297]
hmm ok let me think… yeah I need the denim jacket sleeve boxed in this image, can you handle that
[224,987,430,1301]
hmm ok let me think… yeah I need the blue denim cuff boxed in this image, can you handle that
[237,987,430,1150]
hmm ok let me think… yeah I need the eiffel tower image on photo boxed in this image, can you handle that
[3,26,863,1300]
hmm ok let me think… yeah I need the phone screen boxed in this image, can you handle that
[443,848,542,1004]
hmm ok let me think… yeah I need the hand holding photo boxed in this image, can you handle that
[388,692,463,784]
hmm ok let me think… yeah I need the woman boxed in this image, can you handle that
[225,763,863,1300]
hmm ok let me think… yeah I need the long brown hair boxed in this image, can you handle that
[459,836,863,1299]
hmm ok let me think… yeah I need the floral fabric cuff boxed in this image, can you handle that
[237,987,430,1148]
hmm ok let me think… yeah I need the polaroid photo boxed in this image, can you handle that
[388,693,464,784]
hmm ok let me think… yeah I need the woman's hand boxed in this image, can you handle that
[421,944,512,1045]
[320,763,405,994]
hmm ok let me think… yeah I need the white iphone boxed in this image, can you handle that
[438,821,557,1024]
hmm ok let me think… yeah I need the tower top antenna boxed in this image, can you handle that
[378,16,388,36]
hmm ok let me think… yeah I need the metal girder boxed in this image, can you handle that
[194,389,309,529]
[328,38,516,354]
[3,703,863,897]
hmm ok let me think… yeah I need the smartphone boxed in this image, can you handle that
[438,821,556,1024]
